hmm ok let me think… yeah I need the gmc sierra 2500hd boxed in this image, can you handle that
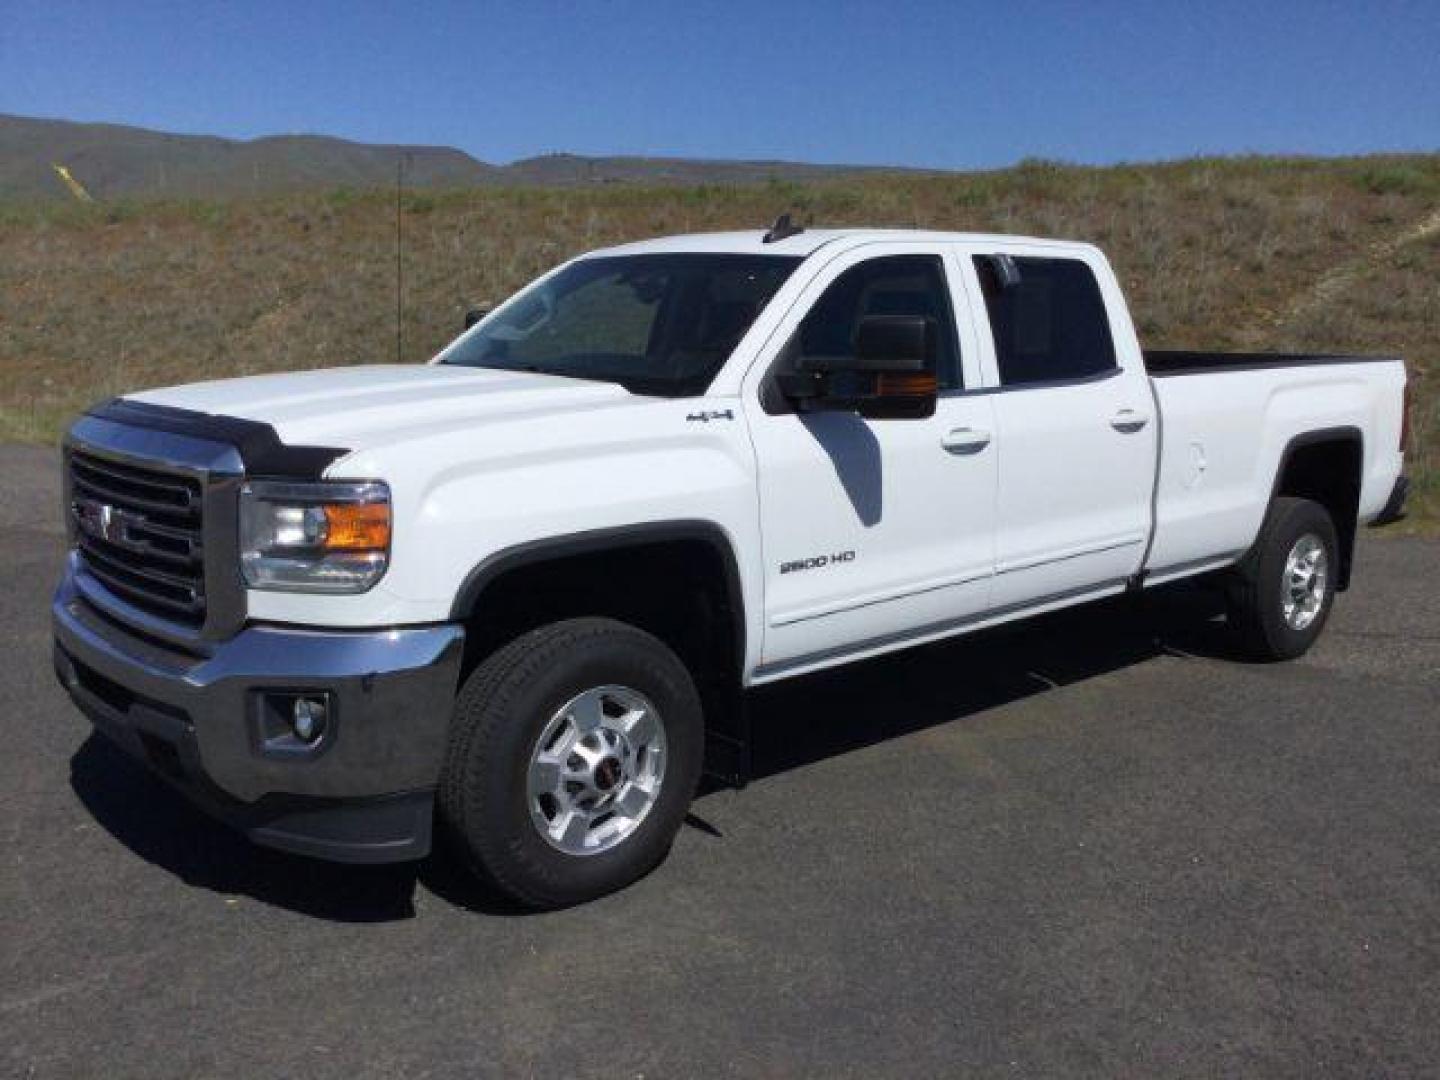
[53,223,1410,909]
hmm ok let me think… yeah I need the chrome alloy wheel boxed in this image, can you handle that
[1281,533,1329,631]
[526,685,667,856]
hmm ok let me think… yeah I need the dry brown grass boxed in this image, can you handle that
[2,154,1436,524]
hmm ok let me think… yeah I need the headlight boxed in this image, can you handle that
[239,480,391,593]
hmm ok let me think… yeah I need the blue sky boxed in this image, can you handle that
[2,0,1436,168]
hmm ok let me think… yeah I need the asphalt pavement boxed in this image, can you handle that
[3,442,1437,1078]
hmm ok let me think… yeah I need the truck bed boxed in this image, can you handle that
[1140,351,1407,586]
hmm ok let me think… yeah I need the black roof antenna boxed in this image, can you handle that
[762,212,804,244]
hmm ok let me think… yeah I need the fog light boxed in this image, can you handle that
[292,695,329,742]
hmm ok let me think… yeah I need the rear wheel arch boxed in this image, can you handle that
[1267,426,1363,590]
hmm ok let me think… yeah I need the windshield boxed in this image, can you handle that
[437,253,801,396]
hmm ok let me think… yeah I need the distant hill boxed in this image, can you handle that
[0,115,496,200]
[0,114,917,201]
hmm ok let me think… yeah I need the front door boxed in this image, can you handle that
[742,244,998,679]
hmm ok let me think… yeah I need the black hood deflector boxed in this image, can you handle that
[87,398,348,478]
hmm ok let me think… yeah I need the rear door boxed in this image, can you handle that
[742,242,997,678]
[961,247,1156,609]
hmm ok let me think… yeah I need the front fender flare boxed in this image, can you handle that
[448,520,748,671]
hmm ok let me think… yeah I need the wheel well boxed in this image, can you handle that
[1274,431,1362,589]
[454,531,745,691]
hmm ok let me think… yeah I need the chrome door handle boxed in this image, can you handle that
[942,427,992,454]
[1110,409,1149,434]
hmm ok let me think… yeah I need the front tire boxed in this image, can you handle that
[1226,496,1339,661]
[439,617,703,910]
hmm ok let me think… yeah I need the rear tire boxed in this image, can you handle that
[439,617,703,910]
[1226,496,1339,661]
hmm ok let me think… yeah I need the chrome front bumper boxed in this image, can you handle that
[53,557,465,863]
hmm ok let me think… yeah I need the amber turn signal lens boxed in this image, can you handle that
[322,502,391,551]
[875,371,938,396]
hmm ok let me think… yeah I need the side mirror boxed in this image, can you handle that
[779,315,939,419]
[853,315,931,372]
[463,303,493,330]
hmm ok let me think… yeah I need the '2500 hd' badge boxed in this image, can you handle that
[779,550,855,574]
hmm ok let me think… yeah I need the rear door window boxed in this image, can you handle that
[973,256,1117,387]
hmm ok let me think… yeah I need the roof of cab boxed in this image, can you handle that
[591,228,1097,259]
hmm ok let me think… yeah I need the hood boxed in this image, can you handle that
[125,364,634,451]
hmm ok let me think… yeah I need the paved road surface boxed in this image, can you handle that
[3,444,1437,1077]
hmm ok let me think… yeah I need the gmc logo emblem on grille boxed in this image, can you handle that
[73,498,137,546]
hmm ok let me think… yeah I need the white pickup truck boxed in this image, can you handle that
[53,222,1410,908]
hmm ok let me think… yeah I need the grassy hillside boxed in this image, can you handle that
[1,154,1435,526]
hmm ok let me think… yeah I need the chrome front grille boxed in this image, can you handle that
[69,449,207,625]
